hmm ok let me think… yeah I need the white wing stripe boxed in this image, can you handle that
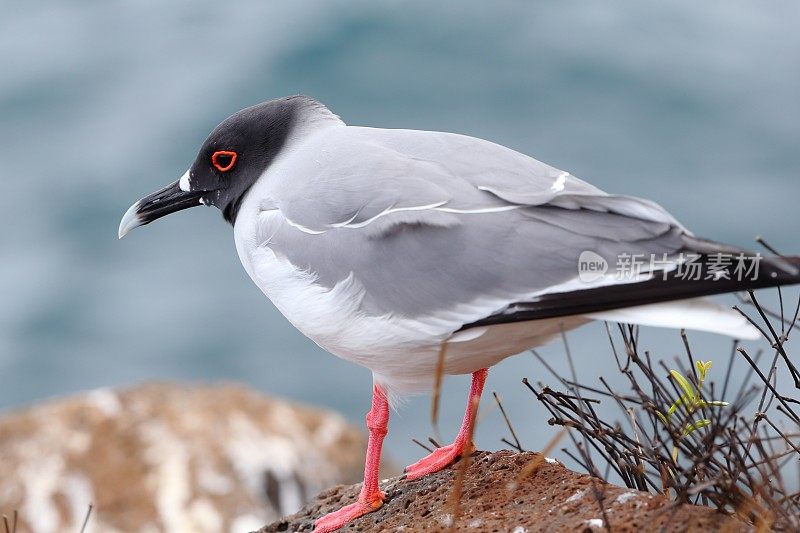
[336,201,448,229]
[279,200,521,234]
[283,216,327,235]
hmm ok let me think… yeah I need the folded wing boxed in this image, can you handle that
[261,126,798,338]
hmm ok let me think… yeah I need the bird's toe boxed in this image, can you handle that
[403,442,463,481]
[313,494,384,533]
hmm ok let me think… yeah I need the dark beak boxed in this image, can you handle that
[118,177,205,238]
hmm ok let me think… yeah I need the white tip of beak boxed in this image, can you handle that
[118,201,142,239]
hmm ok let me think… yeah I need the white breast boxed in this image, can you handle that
[234,205,449,361]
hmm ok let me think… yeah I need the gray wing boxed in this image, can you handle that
[272,126,684,234]
[261,126,793,328]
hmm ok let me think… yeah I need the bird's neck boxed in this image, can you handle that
[290,98,346,139]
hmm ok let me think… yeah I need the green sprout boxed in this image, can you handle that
[656,360,728,462]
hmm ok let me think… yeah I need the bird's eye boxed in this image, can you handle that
[211,150,238,172]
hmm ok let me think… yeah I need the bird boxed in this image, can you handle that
[119,95,800,532]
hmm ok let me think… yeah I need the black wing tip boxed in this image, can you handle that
[460,252,800,331]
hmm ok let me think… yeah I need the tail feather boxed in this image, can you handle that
[586,298,760,340]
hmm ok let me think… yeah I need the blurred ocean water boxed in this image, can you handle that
[1,0,798,465]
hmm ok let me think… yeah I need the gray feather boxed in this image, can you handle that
[260,126,689,322]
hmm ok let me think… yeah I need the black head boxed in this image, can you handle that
[186,97,298,223]
[119,95,333,238]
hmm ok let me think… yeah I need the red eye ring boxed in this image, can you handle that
[211,150,238,172]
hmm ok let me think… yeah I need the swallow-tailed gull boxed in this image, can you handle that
[119,95,800,532]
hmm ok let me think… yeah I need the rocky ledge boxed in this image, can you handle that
[259,450,747,532]
[0,382,378,532]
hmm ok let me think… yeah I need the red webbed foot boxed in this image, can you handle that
[403,440,473,480]
[313,491,385,532]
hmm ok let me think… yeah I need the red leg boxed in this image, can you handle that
[314,383,389,533]
[404,368,488,481]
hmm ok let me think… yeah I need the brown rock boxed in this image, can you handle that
[0,382,383,533]
[259,450,749,533]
